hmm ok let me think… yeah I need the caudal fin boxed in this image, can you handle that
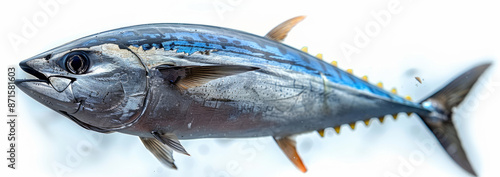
[418,63,492,176]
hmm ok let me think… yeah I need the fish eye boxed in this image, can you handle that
[64,52,89,74]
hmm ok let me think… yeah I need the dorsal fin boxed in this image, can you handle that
[273,136,307,172]
[265,16,306,42]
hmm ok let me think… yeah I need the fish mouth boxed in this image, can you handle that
[15,59,80,114]
[15,59,49,84]
[16,59,74,92]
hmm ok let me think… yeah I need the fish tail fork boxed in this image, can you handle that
[417,63,492,176]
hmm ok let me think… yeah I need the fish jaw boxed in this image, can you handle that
[15,58,79,114]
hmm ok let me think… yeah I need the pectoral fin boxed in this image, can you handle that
[140,137,177,169]
[151,131,190,156]
[156,65,259,90]
[273,136,307,172]
[265,16,306,42]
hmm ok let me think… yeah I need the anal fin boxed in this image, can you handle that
[273,136,307,172]
[140,137,177,169]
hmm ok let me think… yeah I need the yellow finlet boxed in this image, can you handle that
[349,122,356,130]
[392,113,398,120]
[331,61,338,67]
[362,75,368,81]
[377,82,383,88]
[378,116,385,123]
[316,53,323,60]
[317,129,325,137]
[391,88,397,94]
[405,96,412,101]
[407,112,412,116]
[301,47,308,53]
[346,69,353,74]
[364,119,370,126]
[334,126,341,134]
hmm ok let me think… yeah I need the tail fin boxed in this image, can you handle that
[417,63,491,176]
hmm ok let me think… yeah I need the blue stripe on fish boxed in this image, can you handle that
[68,24,413,105]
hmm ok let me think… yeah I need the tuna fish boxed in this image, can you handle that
[15,16,489,175]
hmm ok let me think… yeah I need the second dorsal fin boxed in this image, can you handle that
[265,16,306,42]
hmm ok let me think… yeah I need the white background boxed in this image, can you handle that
[1,0,499,177]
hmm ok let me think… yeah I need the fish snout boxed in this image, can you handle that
[19,58,49,81]
[16,58,80,114]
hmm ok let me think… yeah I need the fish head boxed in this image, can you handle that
[16,43,148,131]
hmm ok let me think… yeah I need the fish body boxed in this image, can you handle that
[15,17,489,175]
[106,23,422,139]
